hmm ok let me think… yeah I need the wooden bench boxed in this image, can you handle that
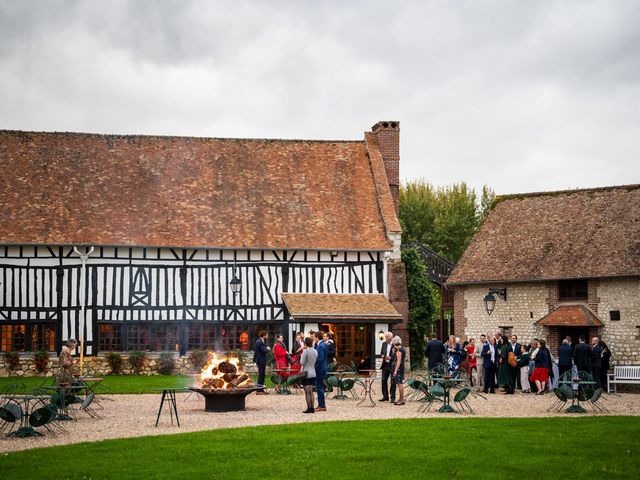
[607,365,640,393]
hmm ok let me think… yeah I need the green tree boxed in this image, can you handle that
[399,180,495,263]
[401,246,437,368]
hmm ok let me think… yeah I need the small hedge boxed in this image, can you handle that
[128,351,147,374]
[4,351,20,371]
[158,353,176,375]
[107,352,123,375]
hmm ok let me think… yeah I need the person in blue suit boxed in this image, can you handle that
[481,335,498,393]
[314,331,329,411]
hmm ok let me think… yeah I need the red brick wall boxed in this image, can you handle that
[387,259,409,346]
[588,279,600,313]
[453,286,467,338]
[371,121,400,216]
[546,281,558,313]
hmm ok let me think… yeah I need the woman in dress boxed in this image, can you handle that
[273,333,290,391]
[56,338,77,394]
[391,336,406,405]
[530,339,553,395]
[498,335,514,394]
[299,337,318,413]
[446,335,462,377]
[467,338,476,386]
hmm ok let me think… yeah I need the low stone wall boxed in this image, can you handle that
[0,354,258,378]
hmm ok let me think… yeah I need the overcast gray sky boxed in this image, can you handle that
[1,0,639,195]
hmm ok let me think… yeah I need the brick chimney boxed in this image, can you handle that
[371,121,400,216]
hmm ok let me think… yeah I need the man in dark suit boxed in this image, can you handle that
[379,332,395,402]
[425,335,446,371]
[481,335,498,393]
[253,331,270,394]
[591,336,602,387]
[314,331,329,412]
[508,334,522,391]
[558,339,573,379]
[573,335,592,374]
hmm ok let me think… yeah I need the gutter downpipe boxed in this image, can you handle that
[73,246,94,376]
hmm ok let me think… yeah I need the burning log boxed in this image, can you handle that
[217,361,237,374]
[230,374,249,387]
[212,378,225,389]
[222,373,238,384]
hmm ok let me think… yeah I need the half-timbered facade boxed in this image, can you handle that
[0,122,407,368]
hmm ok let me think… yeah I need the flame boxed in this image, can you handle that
[199,352,253,390]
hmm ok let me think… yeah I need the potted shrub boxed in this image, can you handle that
[34,350,49,374]
[107,352,123,375]
[129,350,147,374]
[4,351,20,372]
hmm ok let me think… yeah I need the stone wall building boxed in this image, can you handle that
[447,185,640,365]
[0,121,409,374]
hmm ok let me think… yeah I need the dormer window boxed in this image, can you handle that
[558,279,588,301]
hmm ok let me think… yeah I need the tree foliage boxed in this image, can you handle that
[401,246,437,368]
[399,181,495,263]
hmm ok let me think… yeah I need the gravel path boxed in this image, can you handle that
[2,382,639,453]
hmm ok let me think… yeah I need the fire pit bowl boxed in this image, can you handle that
[190,386,264,412]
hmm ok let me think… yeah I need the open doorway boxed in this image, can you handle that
[320,323,373,370]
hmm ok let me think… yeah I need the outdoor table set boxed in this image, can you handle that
[1,394,52,438]
[429,376,468,413]
[556,378,598,414]
[325,369,377,406]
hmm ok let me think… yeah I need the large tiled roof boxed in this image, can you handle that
[282,293,402,321]
[447,185,640,284]
[535,305,604,327]
[0,130,399,251]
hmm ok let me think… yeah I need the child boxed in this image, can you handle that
[518,344,531,393]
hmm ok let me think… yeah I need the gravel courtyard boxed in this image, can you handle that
[2,383,639,453]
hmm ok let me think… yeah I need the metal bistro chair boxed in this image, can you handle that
[79,392,101,419]
[548,387,568,412]
[28,403,59,437]
[417,383,443,413]
[589,388,609,413]
[406,378,428,401]
[453,387,473,413]
[341,378,358,399]
[0,401,23,436]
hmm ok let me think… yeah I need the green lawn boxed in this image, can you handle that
[0,374,274,394]
[2,417,638,479]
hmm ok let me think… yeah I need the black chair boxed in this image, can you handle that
[0,402,23,435]
[29,405,58,437]
[589,388,608,413]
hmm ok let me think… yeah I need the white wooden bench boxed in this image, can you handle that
[607,365,640,393]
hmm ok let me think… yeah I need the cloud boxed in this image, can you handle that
[1,0,639,195]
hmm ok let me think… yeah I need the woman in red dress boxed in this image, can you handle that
[273,334,290,381]
[467,338,476,386]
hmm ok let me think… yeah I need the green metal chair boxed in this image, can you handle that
[341,378,358,399]
[589,388,608,413]
[547,388,568,412]
[453,388,473,413]
[79,392,101,419]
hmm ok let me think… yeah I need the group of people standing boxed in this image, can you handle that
[252,330,334,413]
[423,332,612,395]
